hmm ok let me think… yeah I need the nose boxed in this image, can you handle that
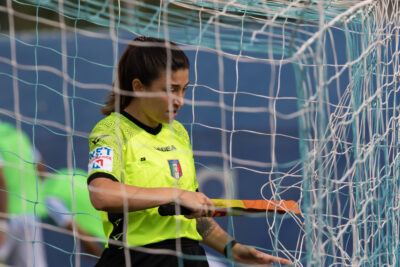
[173,92,184,107]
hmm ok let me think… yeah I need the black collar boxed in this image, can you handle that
[120,111,162,135]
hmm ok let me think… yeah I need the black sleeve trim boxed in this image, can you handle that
[87,172,119,185]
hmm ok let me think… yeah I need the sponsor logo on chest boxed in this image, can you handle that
[154,145,176,152]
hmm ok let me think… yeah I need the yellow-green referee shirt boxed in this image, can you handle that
[87,111,202,248]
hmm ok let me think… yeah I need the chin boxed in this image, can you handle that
[160,118,173,124]
[163,115,175,123]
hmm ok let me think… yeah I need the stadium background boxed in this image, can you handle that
[0,13,349,266]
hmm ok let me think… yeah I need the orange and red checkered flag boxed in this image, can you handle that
[210,199,301,216]
[158,199,301,217]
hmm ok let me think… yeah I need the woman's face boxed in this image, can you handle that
[136,68,189,128]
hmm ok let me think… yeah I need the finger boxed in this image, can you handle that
[205,197,214,207]
[184,212,200,219]
[265,254,292,265]
[252,250,292,265]
[206,207,215,217]
[202,204,210,216]
[276,257,292,265]
[192,209,205,218]
[203,198,215,216]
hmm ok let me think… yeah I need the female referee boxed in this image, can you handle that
[87,36,291,267]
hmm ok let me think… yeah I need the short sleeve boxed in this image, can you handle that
[46,197,71,228]
[88,125,122,183]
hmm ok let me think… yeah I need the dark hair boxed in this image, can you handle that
[101,36,190,115]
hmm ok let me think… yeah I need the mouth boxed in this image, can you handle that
[167,110,178,118]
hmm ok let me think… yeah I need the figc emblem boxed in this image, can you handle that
[168,160,182,180]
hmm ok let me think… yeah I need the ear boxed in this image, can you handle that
[132,78,144,92]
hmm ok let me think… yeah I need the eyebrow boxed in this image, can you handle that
[171,82,189,88]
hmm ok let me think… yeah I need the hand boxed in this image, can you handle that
[177,190,215,219]
[0,232,6,247]
[0,220,7,247]
[231,243,292,266]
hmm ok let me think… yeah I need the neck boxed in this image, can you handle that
[124,101,160,129]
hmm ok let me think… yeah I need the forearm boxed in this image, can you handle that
[0,170,7,218]
[0,171,7,247]
[196,217,233,254]
[67,222,103,257]
[196,217,292,266]
[88,178,184,213]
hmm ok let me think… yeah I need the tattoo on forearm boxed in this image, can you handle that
[196,218,216,238]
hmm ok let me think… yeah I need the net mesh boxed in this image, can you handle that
[1,0,399,266]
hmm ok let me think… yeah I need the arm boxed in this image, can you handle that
[0,167,8,247]
[46,197,103,256]
[196,217,292,265]
[0,168,6,217]
[33,147,48,180]
[88,178,214,217]
[66,222,103,257]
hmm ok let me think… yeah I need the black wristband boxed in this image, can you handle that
[223,239,238,258]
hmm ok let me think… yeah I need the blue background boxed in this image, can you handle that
[0,30,326,266]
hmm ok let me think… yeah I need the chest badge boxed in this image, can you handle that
[168,160,182,180]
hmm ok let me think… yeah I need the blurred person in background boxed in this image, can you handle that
[40,167,104,259]
[0,122,47,267]
[0,164,7,249]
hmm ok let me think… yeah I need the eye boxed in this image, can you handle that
[164,86,174,92]
[170,86,180,92]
